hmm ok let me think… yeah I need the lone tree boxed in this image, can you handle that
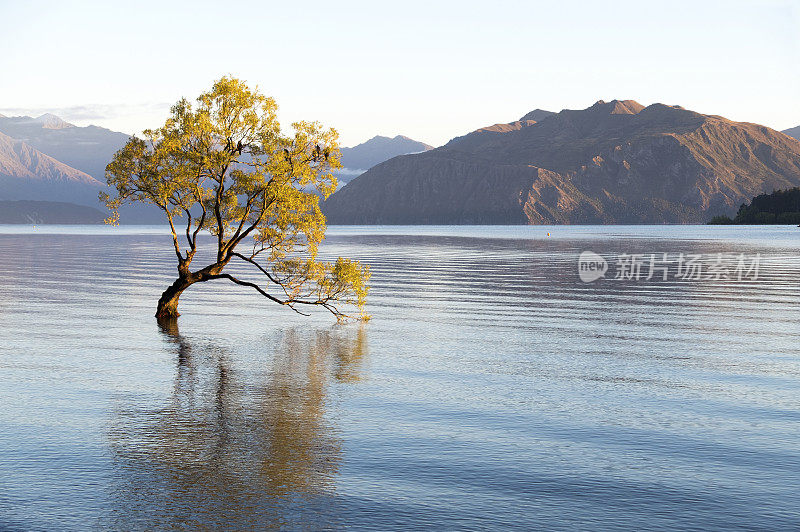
[103,77,369,321]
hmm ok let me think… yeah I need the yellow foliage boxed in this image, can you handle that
[103,77,369,320]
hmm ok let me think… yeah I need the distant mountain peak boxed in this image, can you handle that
[34,113,74,129]
[783,125,800,141]
[393,134,421,142]
[350,135,433,150]
[589,99,645,115]
[336,134,433,184]
[519,109,555,122]
[0,131,100,184]
[0,114,130,180]
[361,135,395,144]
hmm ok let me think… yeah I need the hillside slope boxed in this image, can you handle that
[0,114,130,179]
[0,200,106,224]
[0,131,106,205]
[324,100,800,224]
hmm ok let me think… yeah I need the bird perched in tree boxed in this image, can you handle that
[283,148,293,171]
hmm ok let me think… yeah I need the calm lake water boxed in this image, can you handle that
[0,225,798,530]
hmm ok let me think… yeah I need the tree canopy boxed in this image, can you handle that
[709,187,800,225]
[102,77,369,321]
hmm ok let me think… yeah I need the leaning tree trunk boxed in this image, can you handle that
[155,276,195,320]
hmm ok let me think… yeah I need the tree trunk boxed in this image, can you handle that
[155,276,195,320]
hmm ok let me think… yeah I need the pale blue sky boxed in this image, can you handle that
[1,0,797,146]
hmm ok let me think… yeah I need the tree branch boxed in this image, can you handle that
[231,252,282,285]
[166,212,183,262]
[213,163,229,261]
[183,208,194,252]
[204,272,350,319]
[190,184,207,249]
[205,273,310,315]
[226,194,275,253]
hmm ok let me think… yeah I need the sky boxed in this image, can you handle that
[0,0,798,147]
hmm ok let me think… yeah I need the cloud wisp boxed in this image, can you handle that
[0,102,171,122]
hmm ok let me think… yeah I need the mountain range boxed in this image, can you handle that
[337,135,432,184]
[0,114,135,221]
[323,101,800,224]
[0,129,104,205]
[2,108,799,225]
[0,114,131,180]
[0,114,433,222]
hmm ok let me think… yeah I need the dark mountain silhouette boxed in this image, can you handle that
[783,126,800,140]
[323,100,800,224]
[0,200,106,224]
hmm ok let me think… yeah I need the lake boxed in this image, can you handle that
[0,225,798,530]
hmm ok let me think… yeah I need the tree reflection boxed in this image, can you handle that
[107,321,367,529]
